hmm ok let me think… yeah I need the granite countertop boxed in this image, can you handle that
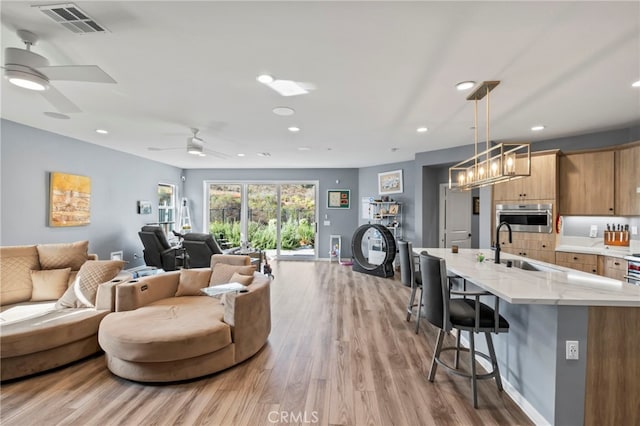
[413,248,640,307]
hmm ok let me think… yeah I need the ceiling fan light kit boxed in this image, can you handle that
[448,81,531,191]
[5,68,49,91]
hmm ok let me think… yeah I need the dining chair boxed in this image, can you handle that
[419,252,510,408]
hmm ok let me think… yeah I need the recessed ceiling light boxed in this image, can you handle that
[632,80,640,88]
[273,106,295,116]
[95,129,108,134]
[257,152,271,157]
[256,74,274,84]
[298,146,311,151]
[44,111,70,119]
[456,81,475,91]
[288,126,300,132]
[416,127,428,133]
[237,153,245,157]
[531,125,545,131]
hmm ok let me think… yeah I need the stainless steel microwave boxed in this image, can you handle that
[495,204,553,233]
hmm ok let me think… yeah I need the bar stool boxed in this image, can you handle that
[419,252,510,408]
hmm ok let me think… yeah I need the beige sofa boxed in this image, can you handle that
[99,254,271,382]
[0,242,129,381]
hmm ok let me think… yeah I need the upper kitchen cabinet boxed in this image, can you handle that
[559,150,615,215]
[615,144,640,216]
[493,151,558,202]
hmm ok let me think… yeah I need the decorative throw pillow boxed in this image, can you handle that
[209,263,255,286]
[55,260,125,308]
[37,240,89,270]
[175,269,213,296]
[30,268,71,301]
[229,272,253,286]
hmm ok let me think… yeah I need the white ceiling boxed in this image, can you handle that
[1,1,639,169]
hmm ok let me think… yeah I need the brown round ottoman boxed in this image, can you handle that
[98,296,235,382]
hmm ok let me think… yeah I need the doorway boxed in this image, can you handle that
[438,183,472,248]
[205,181,318,259]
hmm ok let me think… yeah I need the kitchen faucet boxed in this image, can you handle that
[494,221,512,264]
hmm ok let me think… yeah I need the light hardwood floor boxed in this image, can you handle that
[1,261,532,426]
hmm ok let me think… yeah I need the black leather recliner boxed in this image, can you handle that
[138,225,180,271]
[181,232,224,268]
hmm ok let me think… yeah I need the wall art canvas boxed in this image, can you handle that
[137,200,152,215]
[378,169,403,195]
[49,172,91,227]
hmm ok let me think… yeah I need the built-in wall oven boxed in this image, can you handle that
[495,204,553,233]
[624,254,640,285]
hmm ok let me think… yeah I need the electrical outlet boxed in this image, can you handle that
[632,226,638,235]
[566,340,579,360]
[589,225,597,238]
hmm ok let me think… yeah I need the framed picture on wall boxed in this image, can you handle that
[327,190,350,209]
[378,169,403,195]
[137,200,152,215]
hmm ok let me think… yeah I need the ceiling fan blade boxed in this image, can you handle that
[40,85,82,113]
[148,147,182,152]
[204,149,231,159]
[37,65,116,83]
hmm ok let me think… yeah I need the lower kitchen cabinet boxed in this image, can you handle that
[556,251,598,274]
[498,232,556,263]
[599,256,627,281]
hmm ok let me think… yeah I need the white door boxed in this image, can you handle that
[439,184,472,248]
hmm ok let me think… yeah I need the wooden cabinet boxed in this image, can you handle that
[493,151,558,202]
[555,251,598,274]
[615,144,640,216]
[498,232,556,264]
[559,150,615,215]
[599,256,627,281]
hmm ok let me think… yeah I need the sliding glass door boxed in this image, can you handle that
[205,181,317,259]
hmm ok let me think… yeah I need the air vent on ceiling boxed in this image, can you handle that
[33,3,108,34]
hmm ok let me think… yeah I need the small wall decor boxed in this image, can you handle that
[473,196,480,215]
[378,169,403,195]
[137,200,152,215]
[388,204,399,215]
[49,172,91,227]
[327,189,350,209]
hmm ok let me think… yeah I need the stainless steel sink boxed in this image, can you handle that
[500,259,561,272]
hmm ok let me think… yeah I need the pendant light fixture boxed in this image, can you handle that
[449,81,531,190]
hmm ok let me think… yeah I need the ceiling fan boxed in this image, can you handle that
[148,128,231,159]
[3,29,116,113]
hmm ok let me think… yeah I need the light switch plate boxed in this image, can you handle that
[632,226,638,235]
[589,225,597,238]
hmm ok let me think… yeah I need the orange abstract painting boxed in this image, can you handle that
[49,172,91,227]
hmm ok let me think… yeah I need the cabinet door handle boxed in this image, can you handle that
[542,244,546,248]
[609,208,614,211]
[573,257,578,260]
[592,269,596,273]
[614,262,620,266]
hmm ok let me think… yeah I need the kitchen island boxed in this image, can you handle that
[414,248,639,426]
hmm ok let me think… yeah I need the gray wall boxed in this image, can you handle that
[183,168,359,259]
[357,160,415,242]
[0,119,182,267]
